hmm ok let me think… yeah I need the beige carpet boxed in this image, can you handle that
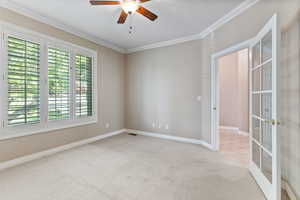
[0,133,266,200]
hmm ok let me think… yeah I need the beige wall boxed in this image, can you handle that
[219,50,249,132]
[125,40,209,140]
[125,0,300,196]
[219,52,240,128]
[281,11,300,198]
[0,7,125,162]
[218,53,240,128]
[238,49,249,132]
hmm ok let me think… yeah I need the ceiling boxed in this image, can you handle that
[8,0,246,51]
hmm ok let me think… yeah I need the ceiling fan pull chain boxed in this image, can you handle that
[129,13,134,34]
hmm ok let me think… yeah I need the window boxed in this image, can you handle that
[0,25,97,139]
[7,36,40,126]
[48,47,71,121]
[75,54,93,117]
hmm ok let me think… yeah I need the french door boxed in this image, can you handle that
[249,15,280,200]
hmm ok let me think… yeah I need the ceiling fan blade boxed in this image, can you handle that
[117,10,128,24]
[136,6,158,21]
[139,0,151,3]
[90,1,120,5]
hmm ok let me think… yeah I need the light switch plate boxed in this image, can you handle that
[197,96,202,101]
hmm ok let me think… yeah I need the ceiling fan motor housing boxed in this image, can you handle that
[90,0,158,24]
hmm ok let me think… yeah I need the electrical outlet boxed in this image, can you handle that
[105,123,110,129]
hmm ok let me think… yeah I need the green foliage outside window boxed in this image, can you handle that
[7,36,93,126]
[8,37,40,125]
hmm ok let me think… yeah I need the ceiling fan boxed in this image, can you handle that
[90,0,158,24]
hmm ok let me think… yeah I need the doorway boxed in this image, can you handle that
[218,48,250,167]
[210,39,252,153]
[211,15,280,200]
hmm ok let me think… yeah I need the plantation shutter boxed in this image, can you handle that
[75,54,93,117]
[48,47,71,120]
[7,36,40,126]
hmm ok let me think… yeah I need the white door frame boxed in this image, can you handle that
[210,38,253,151]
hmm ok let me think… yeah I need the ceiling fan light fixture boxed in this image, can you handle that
[121,0,139,14]
[89,0,158,24]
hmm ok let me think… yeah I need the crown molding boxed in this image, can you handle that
[0,0,260,54]
[0,0,126,53]
[126,0,260,54]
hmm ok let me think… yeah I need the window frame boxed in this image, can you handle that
[0,23,98,140]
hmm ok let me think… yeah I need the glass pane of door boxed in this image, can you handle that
[253,68,260,91]
[262,150,272,183]
[262,63,272,90]
[262,31,272,62]
[253,42,261,67]
[252,141,261,167]
[252,117,260,141]
[262,122,272,152]
[252,94,260,117]
[262,93,272,119]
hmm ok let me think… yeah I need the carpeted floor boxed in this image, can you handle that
[0,133,267,200]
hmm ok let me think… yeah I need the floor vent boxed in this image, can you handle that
[128,133,137,136]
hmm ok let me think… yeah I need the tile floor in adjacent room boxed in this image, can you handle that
[0,133,266,200]
[219,129,250,168]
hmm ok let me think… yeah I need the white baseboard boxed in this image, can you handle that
[219,126,239,131]
[219,126,249,136]
[238,131,249,136]
[282,180,298,200]
[0,129,126,171]
[126,129,214,150]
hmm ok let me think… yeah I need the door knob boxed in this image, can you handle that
[271,119,280,126]
[265,119,280,126]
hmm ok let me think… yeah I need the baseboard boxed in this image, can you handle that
[282,180,298,200]
[0,129,126,171]
[219,126,239,131]
[219,126,249,136]
[238,130,249,136]
[126,129,214,150]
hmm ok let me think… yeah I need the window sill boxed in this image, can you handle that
[0,118,97,141]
